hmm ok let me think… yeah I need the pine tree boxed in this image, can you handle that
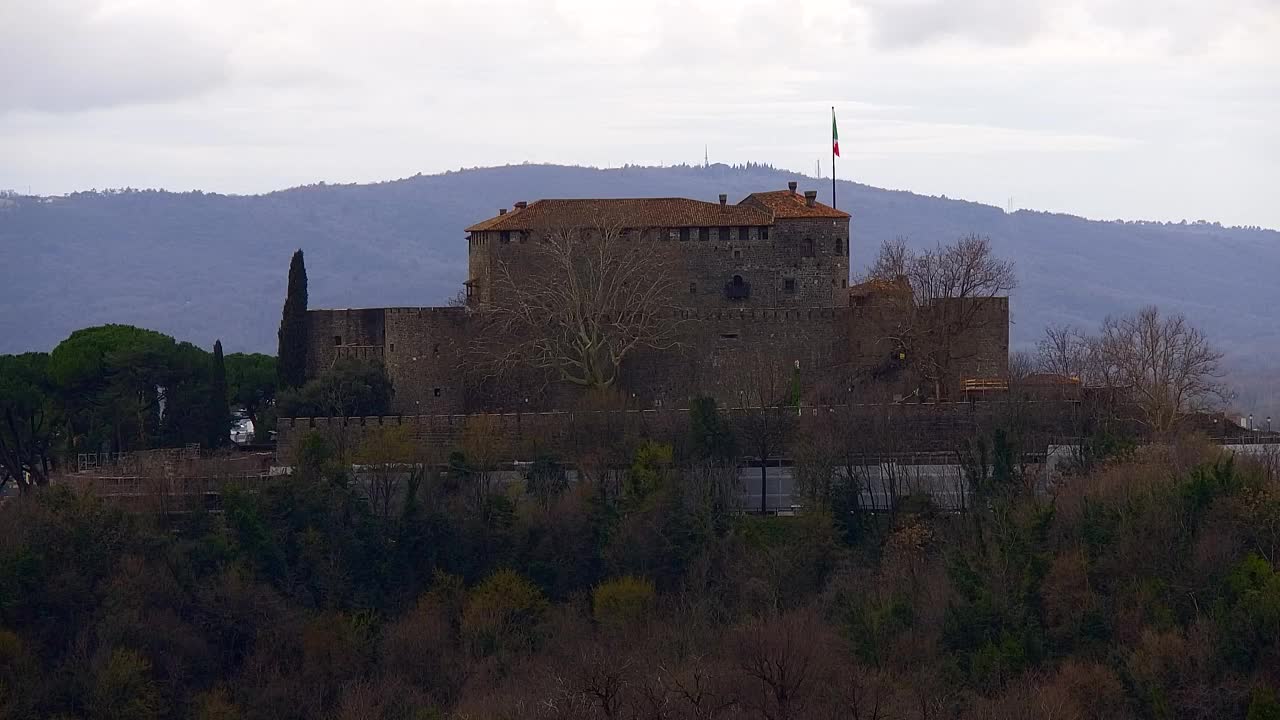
[209,339,229,447]
[277,249,308,389]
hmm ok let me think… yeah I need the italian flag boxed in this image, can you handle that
[832,108,840,157]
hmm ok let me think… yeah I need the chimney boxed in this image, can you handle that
[498,208,507,215]
[787,181,798,194]
[514,201,527,210]
[719,193,727,206]
[804,190,817,207]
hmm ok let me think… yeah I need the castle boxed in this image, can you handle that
[303,182,1009,413]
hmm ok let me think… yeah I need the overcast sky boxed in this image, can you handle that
[2,0,1277,227]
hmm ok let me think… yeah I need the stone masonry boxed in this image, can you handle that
[303,182,1010,413]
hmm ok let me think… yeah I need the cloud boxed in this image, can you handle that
[0,0,1275,229]
[0,0,231,113]
[863,0,1048,48]
[859,0,1280,52]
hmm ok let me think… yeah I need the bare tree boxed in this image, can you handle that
[354,425,434,523]
[728,348,797,515]
[733,609,835,720]
[1096,306,1231,436]
[1036,323,1096,381]
[864,235,1016,400]
[473,215,683,390]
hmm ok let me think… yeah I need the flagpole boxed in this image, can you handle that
[831,106,837,210]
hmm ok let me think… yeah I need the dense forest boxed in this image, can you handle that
[1,164,1276,414]
[1,421,1278,719]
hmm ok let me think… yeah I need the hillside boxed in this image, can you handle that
[2,163,1276,410]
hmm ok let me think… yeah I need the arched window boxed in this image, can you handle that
[804,238,815,257]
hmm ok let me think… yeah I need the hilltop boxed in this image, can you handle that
[1,163,1276,411]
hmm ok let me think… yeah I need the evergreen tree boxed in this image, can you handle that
[277,249,308,389]
[209,340,229,447]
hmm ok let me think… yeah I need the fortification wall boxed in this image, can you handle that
[468,216,849,312]
[768,217,851,306]
[275,400,1080,462]
[276,409,688,460]
[937,297,1011,381]
[382,307,469,414]
[622,307,849,407]
[306,308,386,377]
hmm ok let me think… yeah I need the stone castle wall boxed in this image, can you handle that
[275,400,1076,462]
[303,296,1010,413]
[302,191,1008,415]
[468,215,850,310]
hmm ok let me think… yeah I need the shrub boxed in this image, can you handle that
[592,576,656,627]
[461,569,548,659]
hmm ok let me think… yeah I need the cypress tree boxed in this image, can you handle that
[209,339,229,447]
[277,249,308,388]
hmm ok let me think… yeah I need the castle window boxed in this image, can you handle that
[433,387,442,397]
[333,335,343,346]
[739,227,751,241]
[433,343,440,357]
[733,249,742,260]
[804,238,815,257]
[784,278,796,294]
[699,227,710,241]
[725,275,750,300]
[761,226,769,240]
[718,226,729,242]
[680,227,690,241]
[720,333,740,340]
[689,282,697,294]
[842,278,847,288]
[389,343,395,353]
[500,231,510,244]
[835,238,844,255]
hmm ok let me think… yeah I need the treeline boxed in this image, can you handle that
[0,325,276,489]
[1,417,1278,718]
[0,311,414,491]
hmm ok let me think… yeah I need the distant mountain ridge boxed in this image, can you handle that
[2,163,1276,412]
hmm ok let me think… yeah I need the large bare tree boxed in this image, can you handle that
[864,235,1017,400]
[1036,323,1096,381]
[727,347,797,514]
[473,216,682,390]
[1095,306,1230,436]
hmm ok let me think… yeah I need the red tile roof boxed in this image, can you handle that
[741,190,850,219]
[466,197,774,232]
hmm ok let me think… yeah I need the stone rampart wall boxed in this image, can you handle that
[276,400,1080,463]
